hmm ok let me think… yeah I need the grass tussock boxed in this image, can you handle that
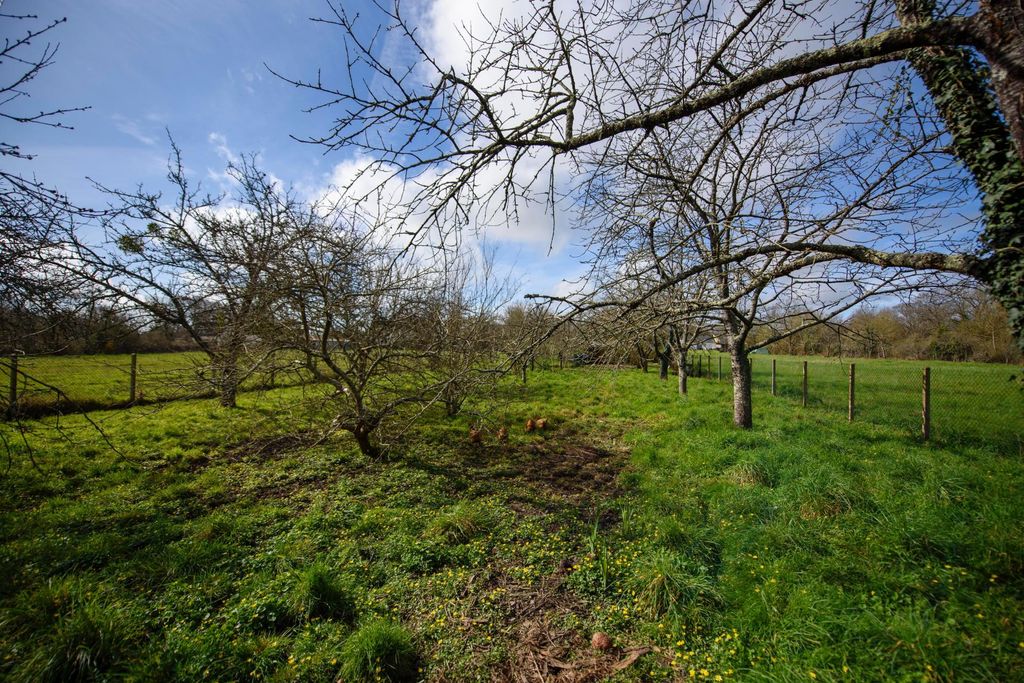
[340,620,418,683]
[19,600,139,683]
[289,562,357,623]
[425,500,494,543]
[628,548,723,625]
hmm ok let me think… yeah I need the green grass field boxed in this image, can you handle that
[2,352,205,408]
[1,365,1022,681]
[689,352,1022,452]
[1,352,311,413]
[4,352,1021,453]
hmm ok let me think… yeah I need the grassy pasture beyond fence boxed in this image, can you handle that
[3,350,1021,452]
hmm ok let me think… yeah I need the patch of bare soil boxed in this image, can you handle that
[428,567,655,682]
[486,574,655,683]
[184,431,320,472]
[454,437,629,511]
[504,619,653,683]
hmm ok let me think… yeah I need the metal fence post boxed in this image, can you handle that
[718,356,722,380]
[6,355,16,419]
[848,363,855,421]
[771,359,777,396]
[922,367,931,441]
[802,360,808,407]
[698,355,702,378]
[129,353,138,403]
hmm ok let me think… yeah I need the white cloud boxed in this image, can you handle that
[112,114,157,146]
[208,132,239,165]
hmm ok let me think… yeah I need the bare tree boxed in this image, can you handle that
[281,0,1024,347]
[421,247,519,417]
[62,144,312,407]
[275,212,450,457]
[531,71,959,426]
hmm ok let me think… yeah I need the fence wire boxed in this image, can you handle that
[685,352,1022,454]
[3,350,1021,454]
[0,352,313,418]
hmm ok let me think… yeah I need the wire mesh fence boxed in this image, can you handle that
[683,351,1023,453]
[1,352,314,417]
[4,350,1021,453]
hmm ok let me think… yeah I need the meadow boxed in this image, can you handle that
[687,352,1022,452]
[5,351,1021,453]
[0,363,1022,681]
[2,352,310,414]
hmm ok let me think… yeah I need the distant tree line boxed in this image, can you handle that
[0,303,197,356]
[762,290,1020,364]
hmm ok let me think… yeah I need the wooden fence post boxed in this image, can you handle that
[718,356,722,381]
[698,355,702,378]
[129,353,138,403]
[922,367,931,441]
[848,363,855,421]
[6,355,16,419]
[801,360,808,407]
[771,359,777,396]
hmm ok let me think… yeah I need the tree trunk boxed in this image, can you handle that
[676,349,688,396]
[897,0,1024,350]
[217,356,239,408]
[652,334,669,380]
[352,426,379,458]
[444,383,462,416]
[980,0,1024,162]
[731,348,753,429]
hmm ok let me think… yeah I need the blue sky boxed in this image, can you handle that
[1,0,585,299]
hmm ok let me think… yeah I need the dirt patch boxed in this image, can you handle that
[515,443,624,503]
[420,566,653,682]
[222,431,321,462]
[454,437,629,511]
[485,573,654,682]
[184,431,321,472]
[504,618,653,683]
[414,433,640,681]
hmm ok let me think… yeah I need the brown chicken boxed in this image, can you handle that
[496,426,509,442]
[469,428,483,443]
[525,418,536,432]
[535,418,548,430]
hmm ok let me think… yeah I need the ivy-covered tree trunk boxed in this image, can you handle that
[980,0,1024,163]
[898,0,1024,350]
